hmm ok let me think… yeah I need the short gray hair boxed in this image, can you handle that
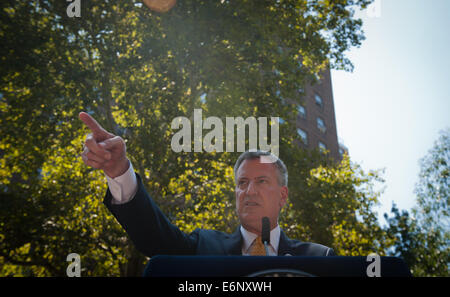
[233,150,288,187]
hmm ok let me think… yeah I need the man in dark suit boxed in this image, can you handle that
[79,112,336,257]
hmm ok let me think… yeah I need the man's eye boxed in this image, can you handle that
[239,180,247,186]
[258,179,268,184]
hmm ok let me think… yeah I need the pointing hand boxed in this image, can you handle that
[79,112,129,178]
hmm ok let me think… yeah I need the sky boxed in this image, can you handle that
[331,0,450,225]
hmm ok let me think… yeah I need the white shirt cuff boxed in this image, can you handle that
[105,161,138,205]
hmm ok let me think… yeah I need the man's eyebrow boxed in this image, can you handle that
[238,176,270,180]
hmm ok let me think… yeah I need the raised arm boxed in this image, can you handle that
[79,112,197,256]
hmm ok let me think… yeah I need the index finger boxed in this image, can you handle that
[79,112,104,133]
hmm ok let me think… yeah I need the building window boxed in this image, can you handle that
[318,141,327,153]
[297,128,308,145]
[317,117,326,133]
[297,105,306,119]
[315,94,323,108]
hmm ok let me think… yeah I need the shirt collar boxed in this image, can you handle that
[240,225,280,254]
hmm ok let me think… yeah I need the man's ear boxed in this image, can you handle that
[279,186,288,208]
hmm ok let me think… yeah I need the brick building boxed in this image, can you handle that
[291,68,347,160]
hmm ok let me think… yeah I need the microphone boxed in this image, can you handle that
[261,217,270,256]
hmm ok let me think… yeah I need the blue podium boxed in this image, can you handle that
[143,255,411,277]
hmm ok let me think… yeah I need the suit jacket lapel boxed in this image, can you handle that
[278,229,294,256]
[223,227,243,255]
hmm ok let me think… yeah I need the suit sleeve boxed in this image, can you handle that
[103,173,198,257]
[326,248,337,256]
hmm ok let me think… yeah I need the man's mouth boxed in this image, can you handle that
[245,201,260,206]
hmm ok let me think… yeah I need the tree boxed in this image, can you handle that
[279,151,393,256]
[385,129,449,276]
[1,0,376,276]
[414,128,449,233]
[384,204,449,277]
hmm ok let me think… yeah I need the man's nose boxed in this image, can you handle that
[245,180,258,195]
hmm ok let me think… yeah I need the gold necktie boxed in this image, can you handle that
[250,236,266,256]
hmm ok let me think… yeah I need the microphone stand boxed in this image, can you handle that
[261,217,271,256]
[263,240,270,256]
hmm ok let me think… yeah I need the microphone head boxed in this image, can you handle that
[261,217,270,244]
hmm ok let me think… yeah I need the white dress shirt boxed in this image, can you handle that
[105,161,281,255]
[240,225,280,256]
[105,161,138,205]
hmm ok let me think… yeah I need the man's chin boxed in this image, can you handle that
[241,211,261,219]
[240,214,263,229]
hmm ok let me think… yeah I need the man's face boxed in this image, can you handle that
[235,158,288,235]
